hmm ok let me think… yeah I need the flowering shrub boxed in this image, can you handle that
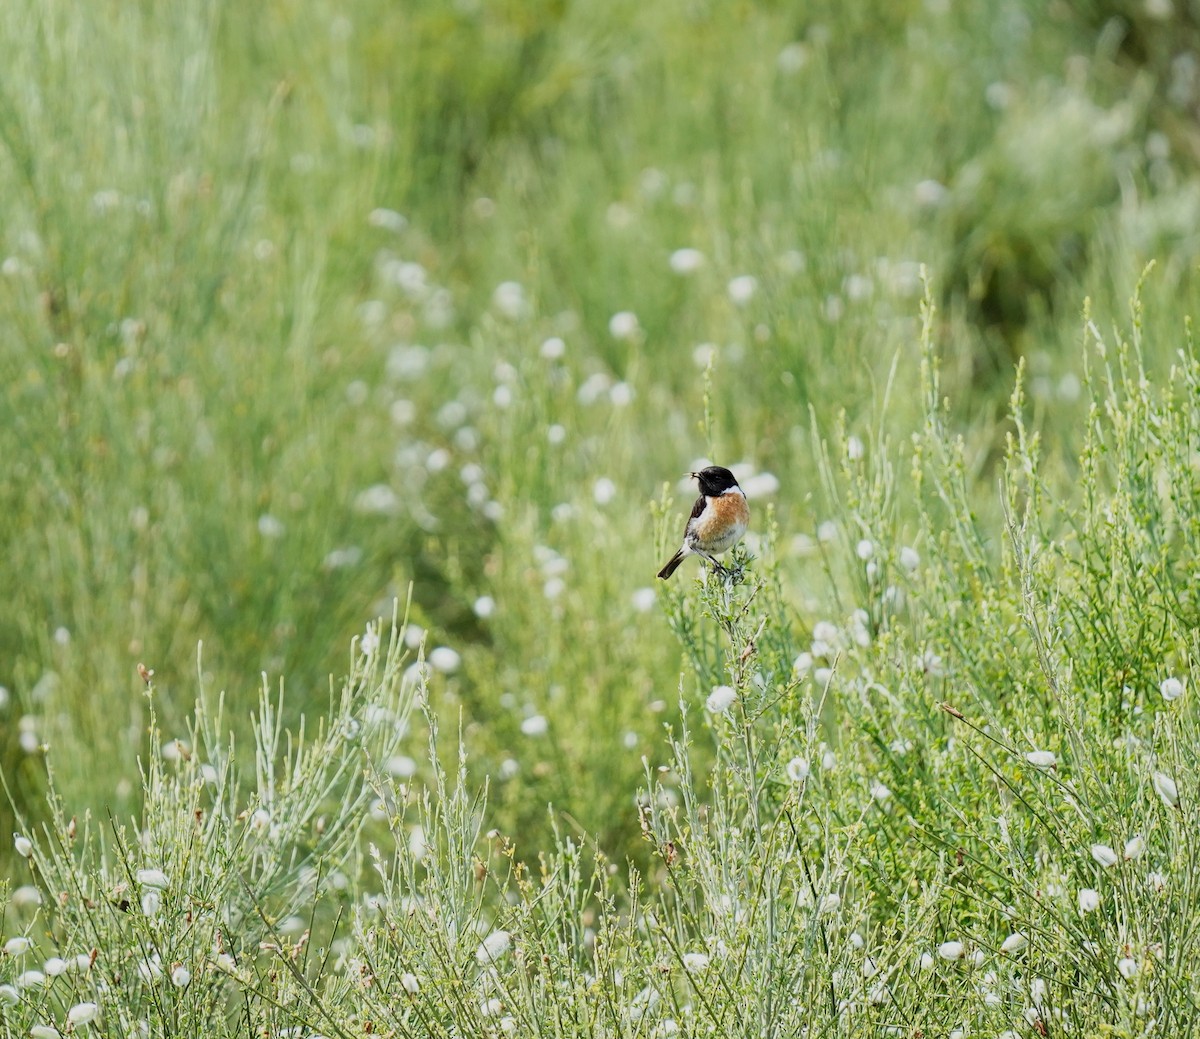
[1,285,1196,1035]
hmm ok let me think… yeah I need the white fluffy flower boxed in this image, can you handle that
[67,1001,99,1025]
[367,208,407,233]
[359,628,380,659]
[1123,835,1146,860]
[785,757,810,783]
[705,685,737,715]
[669,248,705,275]
[1160,677,1183,701]
[1090,844,1119,868]
[520,715,548,737]
[608,311,640,340]
[4,937,31,956]
[937,940,965,960]
[136,869,169,889]
[476,930,512,965]
[540,336,566,359]
[429,646,461,674]
[1000,932,1028,954]
[727,275,758,305]
[1078,888,1101,913]
[491,281,527,319]
[1153,771,1179,807]
[1026,750,1057,768]
[631,587,656,613]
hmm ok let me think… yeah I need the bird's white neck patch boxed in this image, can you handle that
[720,486,745,498]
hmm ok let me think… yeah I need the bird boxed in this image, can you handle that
[657,465,750,580]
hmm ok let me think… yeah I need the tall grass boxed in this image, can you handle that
[3,284,1199,1033]
[2,0,1181,841]
[3,0,1200,1029]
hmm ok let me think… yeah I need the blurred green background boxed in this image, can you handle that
[1,0,1198,862]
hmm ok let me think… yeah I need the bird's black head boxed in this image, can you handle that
[691,465,739,497]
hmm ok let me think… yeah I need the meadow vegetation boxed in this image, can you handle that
[1,0,1200,1033]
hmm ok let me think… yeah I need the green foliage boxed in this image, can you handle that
[3,0,1200,1030]
[5,288,1200,1032]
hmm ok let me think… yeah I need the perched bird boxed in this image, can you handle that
[657,465,750,580]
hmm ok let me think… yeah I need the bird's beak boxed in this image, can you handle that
[686,471,698,479]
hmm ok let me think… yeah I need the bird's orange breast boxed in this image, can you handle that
[693,491,749,542]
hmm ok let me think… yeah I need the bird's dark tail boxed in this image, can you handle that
[657,549,686,580]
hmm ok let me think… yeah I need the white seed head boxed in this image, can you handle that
[669,248,705,275]
[937,940,965,960]
[1153,771,1179,807]
[786,757,810,783]
[67,1001,99,1025]
[428,646,461,674]
[608,311,640,341]
[4,937,31,956]
[705,685,737,715]
[476,930,512,965]
[727,275,759,305]
[1159,677,1183,701]
[1000,932,1028,954]
[520,715,548,737]
[136,869,169,889]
